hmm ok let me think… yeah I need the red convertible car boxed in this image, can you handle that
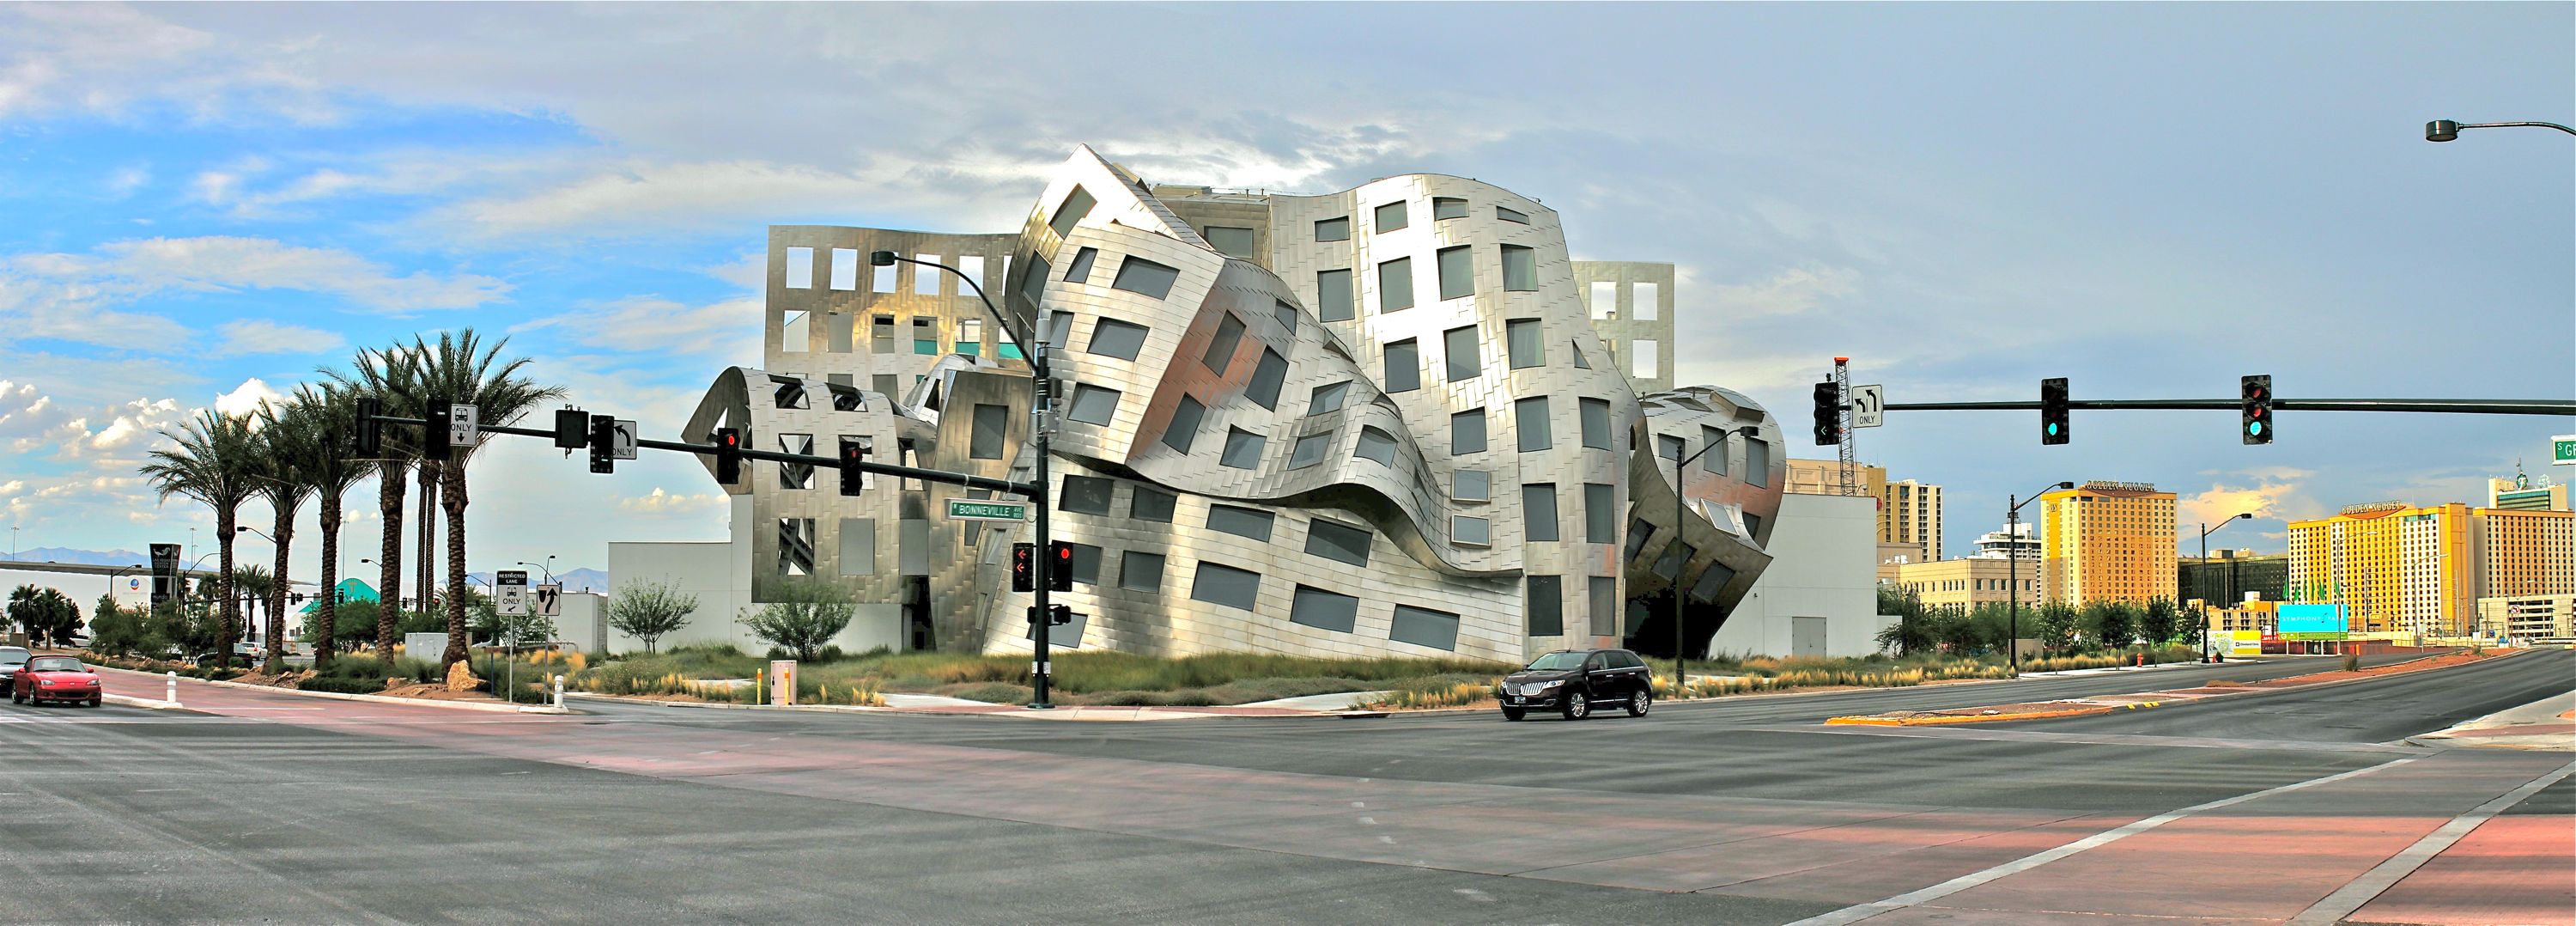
[11,655,102,707]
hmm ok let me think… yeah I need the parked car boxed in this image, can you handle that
[1496,648,1655,721]
[12,655,102,707]
[0,647,28,691]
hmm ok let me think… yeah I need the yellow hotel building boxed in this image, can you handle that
[2285,503,2476,637]
[2039,481,2177,607]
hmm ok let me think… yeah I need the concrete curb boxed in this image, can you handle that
[566,691,1384,721]
[564,692,889,714]
[101,693,197,712]
[94,667,570,715]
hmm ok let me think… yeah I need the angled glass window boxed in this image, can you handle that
[1120,551,1165,593]
[1432,197,1468,220]
[1314,216,1351,242]
[1388,605,1459,651]
[1746,438,1771,488]
[1188,562,1261,612]
[1203,313,1246,375]
[1382,338,1419,393]
[1066,384,1121,426]
[1625,517,1656,564]
[1207,504,1275,542]
[1219,427,1266,470]
[1353,426,1397,466]
[1205,226,1255,258]
[1373,200,1407,233]
[1377,257,1413,313]
[1085,318,1150,361]
[1579,398,1613,450]
[1501,245,1536,291]
[1584,483,1616,544]
[1658,433,1686,461]
[1516,396,1552,452]
[1046,311,1074,349]
[1443,325,1480,381]
[1304,518,1372,567]
[1163,395,1206,454]
[1288,585,1360,633]
[1130,486,1176,523]
[970,404,1009,460]
[1522,483,1560,541]
[1316,269,1354,321]
[1571,341,1590,369]
[1452,515,1491,546]
[1288,432,1332,469]
[1505,318,1544,369]
[1437,246,1474,301]
[1526,576,1564,636]
[1450,408,1487,455]
[1497,205,1529,224]
[1110,257,1181,300]
[1702,426,1729,474]
[1018,253,1050,307]
[1060,476,1115,515]
[1689,561,1737,603]
[1453,469,1489,502]
[1048,186,1095,238]
[1247,349,1288,411]
[1656,541,1696,580]
[1745,511,1763,539]
[1272,299,1298,336]
[1065,542,1102,586]
[1063,247,1098,283]
[1309,381,1352,414]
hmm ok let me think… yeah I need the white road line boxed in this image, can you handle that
[1782,755,2425,926]
[2284,758,2576,926]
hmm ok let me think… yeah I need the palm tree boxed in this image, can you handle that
[250,399,320,673]
[142,411,258,670]
[230,564,275,649]
[287,383,369,671]
[410,329,564,670]
[325,344,423,659]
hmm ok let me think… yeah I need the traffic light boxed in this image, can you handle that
[587,415,616,474]
[714,428,742,485]
[2040,378,2070,445]
[2241,375,2273,445]
[838,437,867,497]
[1011,542,1036,592]
[553,408,588,449]
[425,399,453,460]
[1811,381,1841,446]
[1048,540,1074,592]
[353,397,382,456]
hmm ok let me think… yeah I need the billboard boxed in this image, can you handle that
[2277,603,2348,639]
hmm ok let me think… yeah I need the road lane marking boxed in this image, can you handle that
[1782,754,2425,926]
[2284,758,2576,926]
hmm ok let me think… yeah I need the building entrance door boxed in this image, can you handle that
[1790,616,1827,657]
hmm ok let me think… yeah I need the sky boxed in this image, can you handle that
[2,2,2569,581]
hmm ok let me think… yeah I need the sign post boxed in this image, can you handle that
[495,570,529,617]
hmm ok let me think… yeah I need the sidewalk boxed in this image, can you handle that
[2410,690,2576,751]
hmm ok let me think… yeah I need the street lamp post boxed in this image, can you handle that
[2197,513,2254,662]
[1668,425,1759,689]
[2424,119,2576,142]
[2008,481,2076,675]
[106,564,145,616]
[872,250,1058,709]
[515,557,556,585]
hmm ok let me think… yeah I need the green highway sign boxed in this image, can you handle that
[945,499,1030,522]
[2554,435,2574,466]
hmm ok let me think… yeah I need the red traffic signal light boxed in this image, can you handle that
[1048,540,1074,592]
[1011,542,1036,592]
[838,438,867,497]
[714,428,742,484]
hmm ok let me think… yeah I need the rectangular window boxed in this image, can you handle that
[1701,426,1728,475]
[1388,605,1459,651]
[1377,257,1413,313]
[1373,200,1408,233]
[1506,318,1544,369]
[1452,515,1491,546]
[1314,216,1351,242]
[1203,313,1245,375]
[1432,197,1468,221]
[914,255,942,295]
[778,434,814,489]
[1658,433,1685,461]
[1046,310,1074,349]
[1188,562,1261,612]
[958,254,984,287]
[1590,281,1617,320]
[1589,576,1617,637]
[1625,517,1656,564]
[1207,504,1275,542]
[1353,426,1397,466]
[1382,338,1419,393]
[1086,318,1149,361]
[872,260,897,294]
[1634,340,1659,379]
[1516,396,1552,452]
[1316,269,1354,321]
[1289,585,1360,633]
[1744,512,1763,539]
[1219,427,1266,470]
[1633,282,1660,320]
[1687,563,1735,603]
[1437,246,1473,301]
[1111,257,1181,300]
[1655,540,1696,580]
[970,404,1008,460]
[1246,349,1289,410]
[872,315,895,354]
[781,311,810,353]
[913,317,939,356]
[1060,476,1115,515]
[1288,432,1332,469]
[1746,438,1771,488]
[1310,381,1352,414]
[1205,226,1255,257]
[778,518,815,576]
[1163,395,1206,454]
[1453,470,1489,503]
[1526,576,1564,636]
[1451,409,1486,455]
[1272,299,1298,336]
[1063,247,1098,283]
[829,248,858,290]
[1120,551,1164,593]
[1579,398,1613,450]
[784,247,813,289]
[1497,205,1529,224]
[1585,484,1616,544]
[1522,484,1560,541]
[1048,186,1095,238]
[1304,518,1372,566]
[1065,542,1102,586]
[837,518,876,576]
[957,318,983,356]
[1066,384,1121,426]
[1443,324,1480,381]
[1499,246,1537,292]
[1130,486,1176,523]
[1018,253,1050,307]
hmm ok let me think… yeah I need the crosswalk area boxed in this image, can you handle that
[0,705,168,725]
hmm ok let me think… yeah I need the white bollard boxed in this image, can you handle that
[165,670,179,706]
[553,673,564,707]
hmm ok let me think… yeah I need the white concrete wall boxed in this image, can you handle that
[1706,493,1892,658]
[606,498,903,657]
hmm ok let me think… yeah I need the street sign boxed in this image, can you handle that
[946,499,1030,522]
[1850,384,1884,429]
[495,570,529,616]
[611,419,638,460]
[2554,434,2574,466]
[533,583,562,618]
[447,404,480,450]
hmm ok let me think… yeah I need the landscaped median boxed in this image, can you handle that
[1826,647,2518,727]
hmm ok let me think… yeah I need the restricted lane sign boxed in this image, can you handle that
[946,499,1030,522]
[495,570,530,616]
[447,404,481,449]
[1850,384,1884,429]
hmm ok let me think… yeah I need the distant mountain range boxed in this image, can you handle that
[2,549,606,593]
[1,547,154,568]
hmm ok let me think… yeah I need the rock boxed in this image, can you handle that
[444,661,482,692]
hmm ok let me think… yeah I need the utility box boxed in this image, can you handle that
[769,660,797,705]
[404,632,447,662]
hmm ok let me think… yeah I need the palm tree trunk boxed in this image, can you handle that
[440,460,469,668]
[416,460,436,642]
[267,505,292,673]
[316,495,341,670]
[216,507,238,670]
[376,460,404,659]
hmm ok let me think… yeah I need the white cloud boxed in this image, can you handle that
[105,163,151,198]
[214,377,285,417]
[509,295,759,362]
[617,487,724,515]
[0,237,511,340]
[215,318,350,356]
[1701,263,1863,318]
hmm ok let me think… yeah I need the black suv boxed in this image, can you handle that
[1496,648,1653,721]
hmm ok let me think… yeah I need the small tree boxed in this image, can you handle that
[2141,598,2178,645]
[2035,602,2081,652]
[89,594,149,655]
[2087,601,2137,650]
[737,580,852,663]
[607,578,698,653]
[1874,584,1939,655]
[8,585,82,647]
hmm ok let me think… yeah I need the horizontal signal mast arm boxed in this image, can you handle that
[362,414,1040,497]
[1882,399,2574,416]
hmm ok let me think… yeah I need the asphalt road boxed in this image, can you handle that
[2026,647,2576,742]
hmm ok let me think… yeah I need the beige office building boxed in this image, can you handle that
[2039,481,2178,607]
[1785,460,1941,560]
[1892,557,2042,611]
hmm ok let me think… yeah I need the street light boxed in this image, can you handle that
[872,248,1059,710]
[2425,119,2576,142]
[515,557,556,585]
[1667,425,1759,691]
[2196,512,2254,663]
[2008,481,2076,675]
[236,525,275,543]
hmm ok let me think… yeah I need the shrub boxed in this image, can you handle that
[2342,654,2360,673]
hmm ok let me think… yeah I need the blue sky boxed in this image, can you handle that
[2,2,2568,576]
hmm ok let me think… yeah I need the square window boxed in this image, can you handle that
[1219,427,1266,470]
[1516,396,1552,452]
[1065,542,1103,586]
[1288,432,1333,469]
[1272,299,1299,336]
[1048,186,1095,238]
[1452,515,1491,546]
[1310,381,1352,414]
[1658,433,1685,461]
[1088,318,1150,361]
[1304,518,1372,567]
[1315,216,1351,242]
[1120,551,1165,592]
[1633,282,1660,320]
[1247,349,1288,410]
[1205,226,1255,257]
[1388,605,1459,651]
[1373,200,1408,233]
[1437,246,1473,301]
[1188,561,1261,612]
[970,404,1009,460]
[1066,384,1121,426]
[1354,426,1397,466]
[1585,484,1616,544]
[1497,205,1530,224]
[1579,398,1613,450]
[1522,484,1559,541]
[1454,470,1490,503]
[1317,269,1355,321]
[837,518,876,576]
[829,248,858,290]
[1451,408,1487,455]
[784,247,814,289]
[1208,504,1275,542]
[1064,247,1098,283]
[1130,486,1176,522]
[1501,246,1536,292]
[1383,338,1419,393]
[1163,395,1206,454]
[1111,257,1182,300]
[1377,257,1413,313]
[1443,324,1480,381]
[1289,585,1360,633]
[1203,313,1245,375]
[1526,576,1564,636]
[1432,197,1468,220]
[1506,318,1544,369]
[1061,476,1115,515]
